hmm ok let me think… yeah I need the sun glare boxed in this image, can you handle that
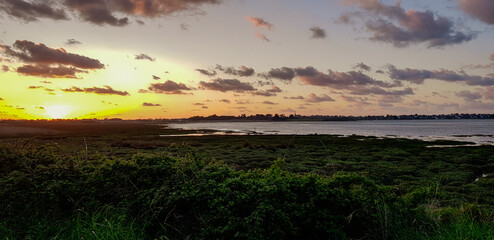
[44,105,73,119]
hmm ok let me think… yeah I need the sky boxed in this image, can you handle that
[0,0,493,119]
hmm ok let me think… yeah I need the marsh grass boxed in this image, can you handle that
[0,122,493,239]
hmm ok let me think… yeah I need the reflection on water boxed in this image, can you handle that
[165,119,494,145]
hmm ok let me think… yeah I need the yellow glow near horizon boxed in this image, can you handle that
[44,105,73,119]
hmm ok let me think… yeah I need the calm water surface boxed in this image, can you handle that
[166,119,494,145]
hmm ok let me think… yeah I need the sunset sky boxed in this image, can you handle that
[1,0,493,119]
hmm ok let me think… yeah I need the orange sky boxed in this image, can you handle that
[0,0,493,119]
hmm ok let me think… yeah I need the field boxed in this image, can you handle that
[0,120,493,239]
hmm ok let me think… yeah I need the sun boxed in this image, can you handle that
[44,105,73,119]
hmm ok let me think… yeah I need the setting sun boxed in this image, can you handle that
[44,105,73,119]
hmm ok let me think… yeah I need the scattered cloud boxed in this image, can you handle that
[247,16,273,30]
[235,100,251,105]
[199,78,256,92]
[152,75,161,80]
[284,96,304,100]
[1,0,222,26]
[62,85,130,96]
[310,26,326,39]
[247,16,273,42]
[1,65,9,72]
[64,0,129,26]
[28,86,43,89]
[0,0,68,22]
[388,65,494,86]
[180,23,189,30]
[342,0,475,47]
[295,66,401,90]
[17,64,86,78]
[135,53,155,61]
[215,65,255,77]
[353,62,371,71]
[306,93,335,103]
[262,100,277,105]
[142,102,161,107]
[65,38,81,45]
[1,40,104,69]
[258,67,296,82]
[255,32,270,42]
[456,90,482,102]
[219,99,231,103]
[459,0,494,25]
[252,86,282,97]
[196,68,217,76]
[144,80,192,94]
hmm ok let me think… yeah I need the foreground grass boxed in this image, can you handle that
[0,144,493,239]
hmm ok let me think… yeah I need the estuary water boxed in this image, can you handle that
[166,119,494,145]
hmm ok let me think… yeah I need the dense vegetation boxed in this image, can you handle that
[0,121,493,239]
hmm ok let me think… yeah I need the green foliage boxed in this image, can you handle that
[0,134,493,239]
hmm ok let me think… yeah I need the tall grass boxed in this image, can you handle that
[0,209,147,240]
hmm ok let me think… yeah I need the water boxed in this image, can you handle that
[166,119,494,145]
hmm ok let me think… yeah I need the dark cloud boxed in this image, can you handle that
[296,66,401,89]
[135,53,155,61]
[310,26,326,39]
[219,99,231,103]
[258,67,296,82]
[65,0,129,26]
[460,0,494,25]
[350,87,413,96]
[199,78,256,92]
[215,65,255,77]
[388,65,494,86]
[343,0,475,47]
[65,39,82,45]
[306,93,335,103]
[0,0,68,22]
[152,75,161,80]
[247,16,273,29]
[193,103,204,105]
[252,86,282,97]
[0,40,104,69]
[145,80,192,94]
[456,90,482,102]
[17,64,86,78]
[196,68,217,77]
[62,85,130,96]
[1,65,9,72]
[136,19,145,25]
[353,62,371,71]
[142,102,161,107]
[28,86,43,89]
[1,0,221,26]
[262,101,277,105]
